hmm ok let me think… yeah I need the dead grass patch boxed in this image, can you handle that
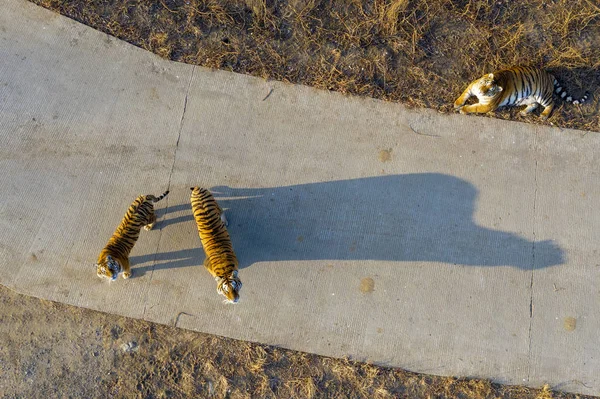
[3,285,597,398]
[30,0,599,132]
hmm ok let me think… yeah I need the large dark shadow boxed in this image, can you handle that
[132,173,564,273]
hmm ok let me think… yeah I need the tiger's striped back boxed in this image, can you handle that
[493,66,555,110]
[190,186,241,303]
[96,190,169,280]
[454,66,588,120]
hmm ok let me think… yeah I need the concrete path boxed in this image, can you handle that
[1,0,599,395]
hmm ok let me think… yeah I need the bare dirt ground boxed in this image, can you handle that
[30,0,600,131]
[1,284,595,399]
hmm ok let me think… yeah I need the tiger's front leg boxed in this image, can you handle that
[459,103,494,115]
[122,258,131,279]
[454,84,474,109]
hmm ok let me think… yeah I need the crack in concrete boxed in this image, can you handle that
[142,66,195,319]
[526,125,539,383]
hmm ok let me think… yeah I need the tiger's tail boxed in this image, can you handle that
[148,190,170,203]
[553,79,589,105]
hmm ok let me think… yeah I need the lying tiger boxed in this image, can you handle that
[454,66,588,120]
[96,190,169,280]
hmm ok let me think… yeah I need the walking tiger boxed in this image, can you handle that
[96,190,169,280]
[190,186,242,304]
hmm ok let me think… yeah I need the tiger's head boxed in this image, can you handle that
[216,270,242,304]
[96,255,122,281]
[475,73,503,98]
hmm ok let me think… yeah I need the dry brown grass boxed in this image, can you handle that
[31,0,599,132]
[2,285,596,398]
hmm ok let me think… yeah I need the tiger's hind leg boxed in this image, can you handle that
[519,103,538,116]
[540,104,554,121]
[144,209,157,231]
[122,258,132,279]
[220,212,229,227]
[215,203,229,227]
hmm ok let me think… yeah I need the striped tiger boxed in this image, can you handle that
[190,186,241,304]
[454,66,588,120]
[96,190,169,280]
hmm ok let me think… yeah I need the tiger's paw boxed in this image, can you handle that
[144,223,154,231]
[459,107,468,115]
[453,102,463,110]
[123,271,131,279]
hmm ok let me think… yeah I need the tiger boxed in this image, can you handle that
[96,190,169,281]
[454,66,588,120]
[190,186,241,304]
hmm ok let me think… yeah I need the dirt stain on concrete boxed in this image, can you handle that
[360,277,375,293]
[150,87,160,100]
[318,264,334,272]
[564,316,576,331]
[378,148,392,163]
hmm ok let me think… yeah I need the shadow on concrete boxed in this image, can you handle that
[131,173,564,275]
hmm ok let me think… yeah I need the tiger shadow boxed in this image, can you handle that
[132,173,564,274]
[129,247,204,277]
[130,203,196,277]
[153,203,194,230]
